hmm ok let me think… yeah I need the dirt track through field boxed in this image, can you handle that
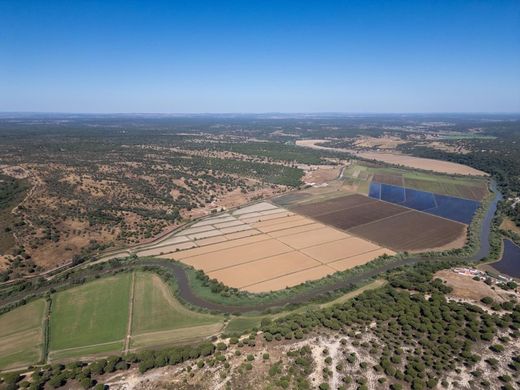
[123,272,136,354]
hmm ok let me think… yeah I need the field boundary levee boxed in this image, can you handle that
[0,179,502,317]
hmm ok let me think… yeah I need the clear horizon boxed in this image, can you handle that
[2,1,519,113]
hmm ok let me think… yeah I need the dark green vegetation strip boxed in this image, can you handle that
[0,174,29,258]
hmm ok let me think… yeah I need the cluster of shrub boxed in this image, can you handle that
[0,342,216,390]
[259,262,520,389]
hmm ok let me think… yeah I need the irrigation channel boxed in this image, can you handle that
[0,182,503,315]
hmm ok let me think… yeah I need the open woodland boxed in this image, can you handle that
[0,114,519,390]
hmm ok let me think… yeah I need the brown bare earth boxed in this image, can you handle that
[303,166,341,185]
[356,151,487,176]
[349,211,466,251]
[328,248,392,271]
[300,237,380,263]
[435,270,509,302]
[289,193,467,252]
[208,252,322,289]
[158,202,393,291]
[500,218,520,236]
[290,194,374,217]
[311,201,409,230]
[245,265,335,292]
[295,139,487,176]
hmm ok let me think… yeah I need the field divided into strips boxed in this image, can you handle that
[289,194,466,252]
[0,299,46,370]
[48,273,132,361]
[369,182,480,224]
[160,202,395,292]
[130,272,223,350]
[42,272,223,362]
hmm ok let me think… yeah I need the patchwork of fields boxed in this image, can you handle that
[286,193,467,252]
[369,182,481,224]
[0,272,225,368]
[158,202,394,292]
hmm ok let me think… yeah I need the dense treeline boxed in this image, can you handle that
[260,262,520,388]
[0,342,216,389]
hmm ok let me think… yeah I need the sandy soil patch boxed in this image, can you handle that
[245,265,335,292]
[303,166,341,185]
[328,248,394,271]
[296,139,486,176]
[435,270,510,302]
[301,237,383,263]
[357,151,487,176]
[180,239,292,272]
[354,135,407,150]
[208,251,321,289]
[252,214,312,229]
[500,217,520,235]
[277,227,350,250]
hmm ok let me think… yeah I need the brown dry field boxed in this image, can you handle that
[300,237,382,263]
[349,210,466,251]
[252,214,310,229]
[312,201,409,230]
[296,139,486,175]
[179,239,292,272]
[245,265,335,293]
[303,166,341,185]
[372,173,404,186]
[194,235,229,246]
[435,270,509,302]
[224,230,261,240]
[328,248,394,271]
[208,252,321,289]
[353,135,407,150]
[267,223,323,238]
[218,224,253,234]
[253,217,314,233]
[276,227,350,250]
[164,235,270,260]
[356,151,487,176]
[240,211,293,224]
[500,218,520,236]
[160,208,392,291]
[289,194,374,217]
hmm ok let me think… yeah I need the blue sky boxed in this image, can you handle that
[1,0,519,113]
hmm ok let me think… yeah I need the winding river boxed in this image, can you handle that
[0,181,504,314]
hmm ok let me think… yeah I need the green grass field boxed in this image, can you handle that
[0,299,46,370]
[131,272,223,335]
[49,273,132,352]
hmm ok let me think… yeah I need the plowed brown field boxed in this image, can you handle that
[349,211,466,251]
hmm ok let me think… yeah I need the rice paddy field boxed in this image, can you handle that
[271,162,489,253]
[157,202,394,292]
